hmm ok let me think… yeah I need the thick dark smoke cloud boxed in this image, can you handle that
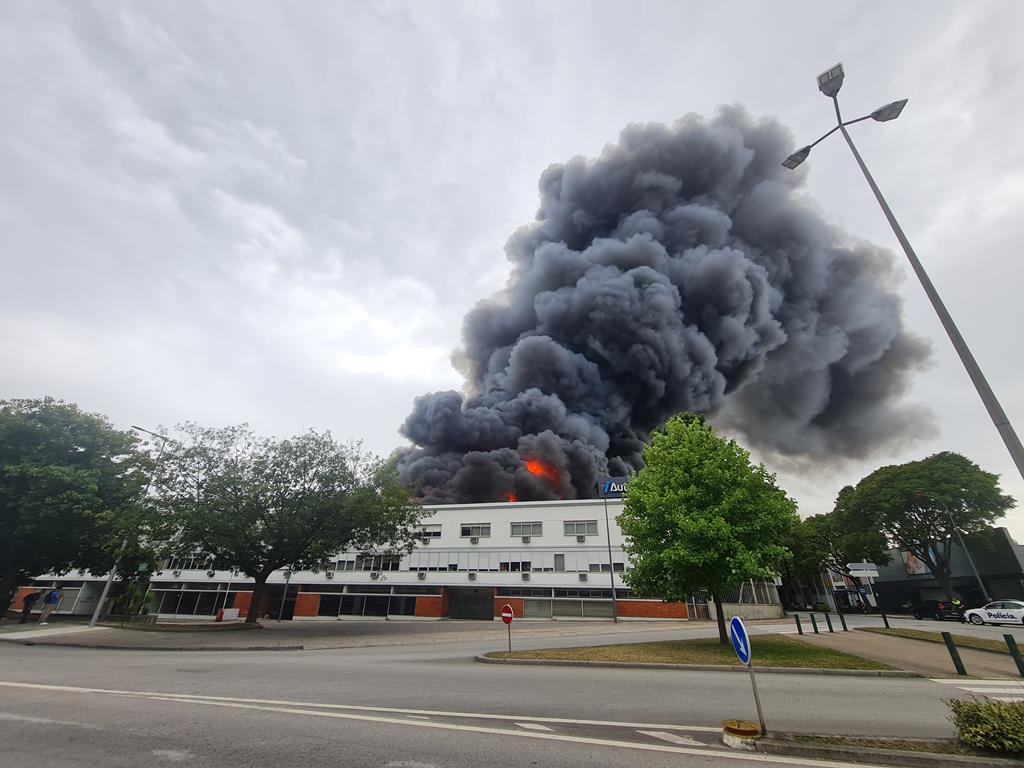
[398,106,931,503]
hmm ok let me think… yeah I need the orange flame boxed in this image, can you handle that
[525,460,559,483]
[506,492,518,503]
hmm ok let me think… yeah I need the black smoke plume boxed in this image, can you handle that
[398,107,931,503]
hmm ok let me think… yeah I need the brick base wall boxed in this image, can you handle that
[293,593,320,618]
[232,591,253,618]
[415,596,444,617]
[616,600,687,619]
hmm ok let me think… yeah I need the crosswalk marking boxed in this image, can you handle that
[515,723,553,732]
[930,678,1024,701]
[637,730,706,747]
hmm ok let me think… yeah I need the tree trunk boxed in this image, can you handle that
[713,595,728,646]
[246,575,268,624]
[0,570,20,620]
[937,571,955,603]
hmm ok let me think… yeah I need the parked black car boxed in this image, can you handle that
[911,600,964,621]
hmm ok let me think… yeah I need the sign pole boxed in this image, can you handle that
[507,621,512,653]
[729,616,767,736]
[748,662,766,736]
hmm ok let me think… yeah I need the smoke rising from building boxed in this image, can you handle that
[398,106,931,503]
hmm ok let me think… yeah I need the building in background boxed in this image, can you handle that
[11,498,783,622]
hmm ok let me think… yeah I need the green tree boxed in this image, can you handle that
[618,414,799,644]
[786,487,891,592]
[155,424,421,623]
[0,398,146,618]
[845,451,1014,602]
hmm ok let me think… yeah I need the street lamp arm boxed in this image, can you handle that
[808,125,841,149]
[840,114,872,128]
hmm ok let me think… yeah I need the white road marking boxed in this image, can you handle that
[929,678,1024,700]
[0,711,92,728]
[515,722,553,731]
[0,626,110,641]
[637,730,706,747]
[0,681,719,732]
[0,681,903,768]
[152,749,192,762]
[406,715,430,720]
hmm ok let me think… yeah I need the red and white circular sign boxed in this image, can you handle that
[501,604,514,624]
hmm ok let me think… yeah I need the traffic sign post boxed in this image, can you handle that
[729,617,766,736]
[501,604,514,652]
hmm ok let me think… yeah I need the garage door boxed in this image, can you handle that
[447,587,494,620]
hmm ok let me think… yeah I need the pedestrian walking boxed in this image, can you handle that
[37,587,63,624]
[19,590,42,624]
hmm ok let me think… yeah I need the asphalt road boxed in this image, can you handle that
[4,615,1011,768]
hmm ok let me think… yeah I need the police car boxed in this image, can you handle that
[964,599,1024,626]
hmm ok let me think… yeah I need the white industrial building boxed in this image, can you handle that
[17,498,783,622]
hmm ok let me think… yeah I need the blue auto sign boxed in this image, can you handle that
[729,616,751,666]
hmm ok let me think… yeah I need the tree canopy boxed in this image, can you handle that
[618,414,799,643]
[845,451,1014,602]
[155,424,421,622]
[0,398,146,617]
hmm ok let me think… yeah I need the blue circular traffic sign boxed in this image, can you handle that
[729,616,751,666]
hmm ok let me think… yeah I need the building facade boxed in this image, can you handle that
[14,497,784,622]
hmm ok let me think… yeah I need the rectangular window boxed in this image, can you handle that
[460,524,491,538]
[416,524,442,538]
[511,522,543,537]
[554,554,565,572]
[564,520,598,536]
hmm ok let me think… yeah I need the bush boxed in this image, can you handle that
[948,698,1024,755]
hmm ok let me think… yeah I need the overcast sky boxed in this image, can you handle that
[2,1,1022,539]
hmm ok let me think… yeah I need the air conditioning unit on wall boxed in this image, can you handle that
[206,570,216,577]
[576,535,586,543]
[325,572,335,580]
[578,573,588,581]
[521,536,530,544]
[419,538,430,545]
[417,571,427,580]
[468,572,477,581]
[370,572,380,580]
[173,570,182,577]
[521,572,530,581]
[470,537,479,544]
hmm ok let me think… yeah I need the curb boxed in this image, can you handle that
[13,641,304,652]
[475,655,919,677]
[755,737,1022,767]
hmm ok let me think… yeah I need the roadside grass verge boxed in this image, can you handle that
[486,634,891,670]
[859,627,1009,655]
[787,734,1015,759]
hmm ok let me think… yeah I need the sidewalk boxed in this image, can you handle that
[797,628,1023,678]
[0,617,706,652]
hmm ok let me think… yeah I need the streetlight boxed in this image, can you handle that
[89,425,170,627]
[783,63,1024,483]
[277,568,293,621]
[915,493,991,602]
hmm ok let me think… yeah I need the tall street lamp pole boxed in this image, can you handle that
[783,63,1024,483]
[915,493,991,602]
[89,425,169,627]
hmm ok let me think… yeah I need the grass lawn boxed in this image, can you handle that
[858,627,1010,655]
[788,734,1013,759]
[487,634,891,670]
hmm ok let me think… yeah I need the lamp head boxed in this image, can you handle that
[817,62,845,98]
[871,98,908,122]
[781,145,811,169]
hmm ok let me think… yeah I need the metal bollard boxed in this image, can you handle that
[838,611,848,631]
[1005,635,1024,679]
[881,611,890,629]
[794,614,804,635]
[809,613,820,634]
[941,631,967,676]
[824,613,834,633]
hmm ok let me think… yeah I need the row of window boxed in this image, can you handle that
[422,520,601,539]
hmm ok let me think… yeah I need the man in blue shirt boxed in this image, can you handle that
[38,588,63,625]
